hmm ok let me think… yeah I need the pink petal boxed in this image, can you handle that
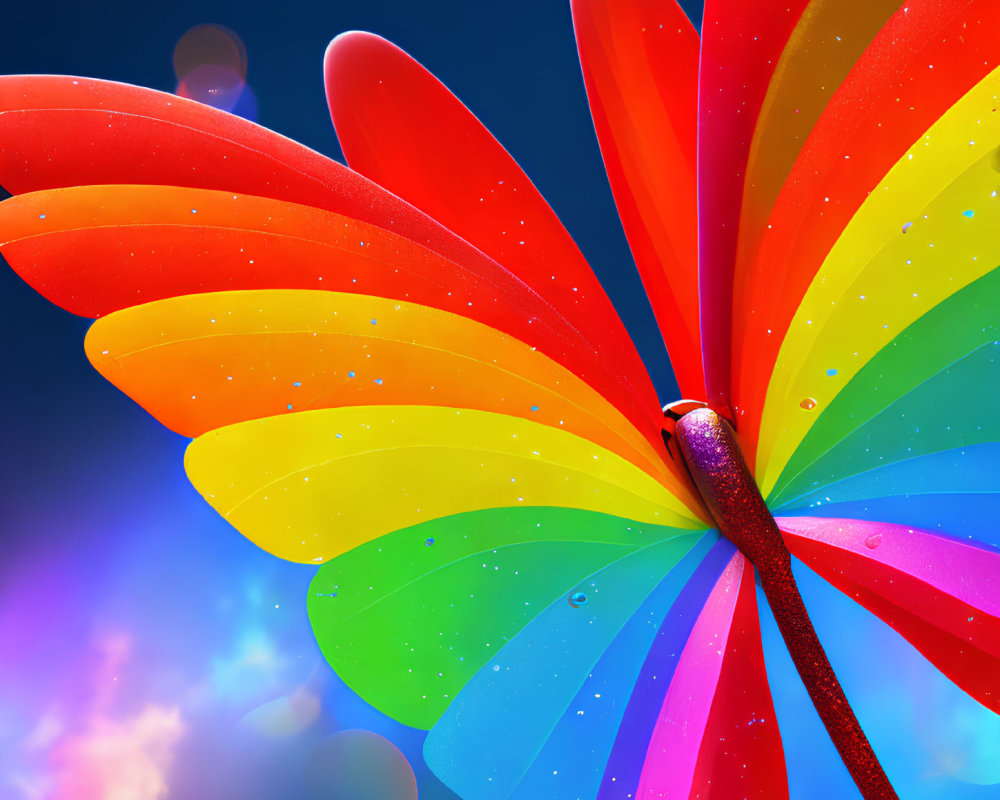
[779,516,1000,712]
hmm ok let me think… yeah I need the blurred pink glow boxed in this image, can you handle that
[48,705,184,800]
[173,23,253,114]
[173,23,246,81]
[22,632,186,800]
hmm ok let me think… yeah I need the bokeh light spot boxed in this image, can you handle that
[173,23,246,82]
[240,686,321,738]
[303,730,418,800]
[173,24,256,119]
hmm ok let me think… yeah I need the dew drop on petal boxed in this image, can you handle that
[800,398,817,410]
[864,534,882,550]
[569,591,588,608]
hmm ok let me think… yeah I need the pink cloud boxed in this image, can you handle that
[14,631,187,800]
[47,704,184,800]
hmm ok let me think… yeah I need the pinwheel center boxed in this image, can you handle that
[673,407,898,800]
[673,407,787,570]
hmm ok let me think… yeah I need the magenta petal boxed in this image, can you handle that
[638,551,788,798]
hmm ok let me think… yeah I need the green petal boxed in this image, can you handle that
[307,506,705,729]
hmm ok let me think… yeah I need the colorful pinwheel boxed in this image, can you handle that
[2,1,999,798]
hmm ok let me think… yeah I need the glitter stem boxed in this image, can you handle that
[675,407,897,800]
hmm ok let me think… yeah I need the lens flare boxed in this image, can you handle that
[173,24,252,115]
[173,23,246,82]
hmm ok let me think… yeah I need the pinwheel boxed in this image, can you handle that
[2,0,999,798]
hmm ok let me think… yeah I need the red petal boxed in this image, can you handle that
[323,32,662,437]
[780,516,1000,713]
[0,75,491,275]
[0,75,669,451]
[571,0,703,398]
[697,0,811,411]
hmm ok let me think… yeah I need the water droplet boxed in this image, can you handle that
[901,221,912,233]
[800,398,817,410]
[370,318,377,325]
[191,208,198,214]
[826,368,838,377]
[963,209,975,218]
[424,538,435,547]
[530,405,539,412]
[569,591,588,608]
[492,664,500,672]
[292,381,302,387]
[374,378,383,385]
[864,534,882,550]
[348,371,356,378]
[38,213,46,220]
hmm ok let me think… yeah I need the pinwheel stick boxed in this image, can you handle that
[675,408,898,800]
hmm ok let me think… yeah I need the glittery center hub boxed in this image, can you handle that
[674,407,789,571]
